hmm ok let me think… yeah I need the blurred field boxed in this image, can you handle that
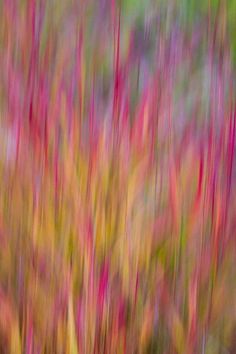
[0,0,236,353]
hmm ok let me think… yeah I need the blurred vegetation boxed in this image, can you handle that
[121,0,236,63]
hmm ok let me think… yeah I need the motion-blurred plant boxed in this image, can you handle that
[0,0,236,353]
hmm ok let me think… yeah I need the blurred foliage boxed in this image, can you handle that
[121,0,236,63]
